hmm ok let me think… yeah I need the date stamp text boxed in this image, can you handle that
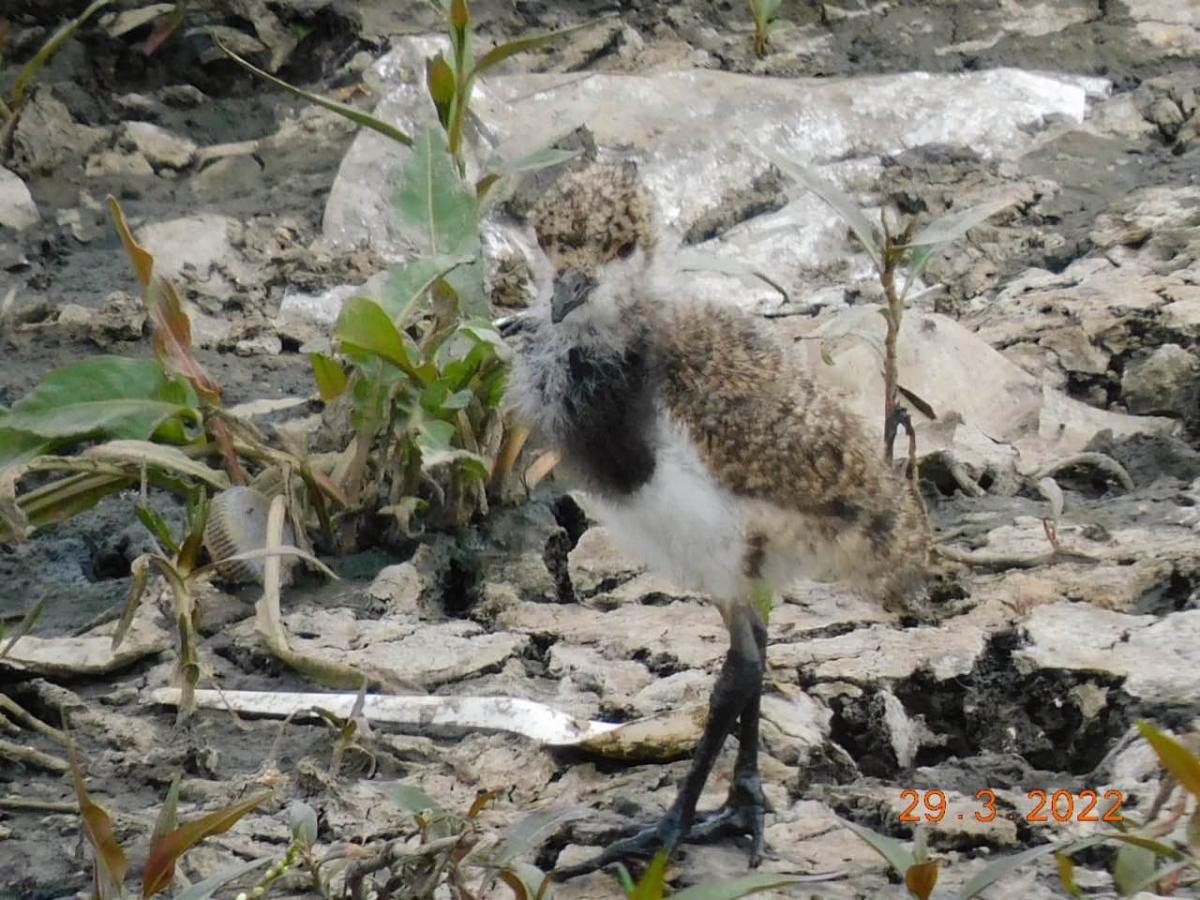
[898,788,1124,824]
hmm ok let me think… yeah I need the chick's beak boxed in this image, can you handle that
[550,269,596,323]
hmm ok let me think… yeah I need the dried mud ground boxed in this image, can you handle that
[2,1,1200,898]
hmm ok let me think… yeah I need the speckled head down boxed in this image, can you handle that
[531,162,657,273]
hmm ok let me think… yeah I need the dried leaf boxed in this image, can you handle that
[905,860,939,900]
[111,555,151,650]
[0,595,43,658]
[142,792,271,897]
[68,735,128,897]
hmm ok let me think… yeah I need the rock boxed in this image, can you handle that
[121,121,197,170]
[0,167,39,231]
[11,91,106,175]
[366,563,424,614]
[1147,97,1185,133]
[85,149,155,178]
[115,92,165,120]
[325,44,1097,313]
[191,155,264,201]
[55,303,92,327]
[1016,604,1200,704]
[1121,344,1199,420]
[567,527,642,596]
[234,333,283,356]
[135,214,240,280]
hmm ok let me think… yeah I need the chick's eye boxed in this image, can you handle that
[616,240,637,259]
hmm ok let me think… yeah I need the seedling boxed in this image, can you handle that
[768,153,1011,463]
[0,1,113,152]
[747,0,784,58]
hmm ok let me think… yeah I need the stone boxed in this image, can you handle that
[121,121,197,170]
[135,214,240,280]
[567,527,643,596]
[85,150,155,178]
[1016,604,1200,704]
[367,563,424,614]
[191,155,264,201]
[1121,344,1199,420]
[325,43,1097,315]
[11,91,106,175]
[0,167,39,231]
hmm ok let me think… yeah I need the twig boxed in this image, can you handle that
[1036,452,1134,492]
[0,694,67,744]
[0,738,69,773]
[343,835,462,900]
[935,544,1099,573]
[0,796,77,812]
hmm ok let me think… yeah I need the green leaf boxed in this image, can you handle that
[957,840,1093,899]
[391,783,440,815]
[311,353,349,401]
[0,427,48,472]
[1055,852,1082,898]
[841,819,913,876]
[137,504,179,555]
[909,198,1012,247]
[485,807,588,868]
[9,0,113,110]
[627,849,668,900]
[336,297,420,377]
[381,255,473,324]
[417,419,457,451]
[1126,857,1197,895]
[216,38,412,146]
[765,152,883,271]
[1113,842,1158,896]
[172,856,272,900]
[473,20,601,76]
[395,127,488,316]
[1137,720,1200,800]
[0,357,201,458]
[111,555,151,651]
[289,801,318,846]
[396,127,479,257]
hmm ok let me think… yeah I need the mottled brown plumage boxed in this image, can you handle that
[506,161,930,879]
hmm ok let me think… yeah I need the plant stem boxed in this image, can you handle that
[880,255,901,464]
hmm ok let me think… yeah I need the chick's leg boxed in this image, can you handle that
[554,603,765,881]
[683,608,767,866]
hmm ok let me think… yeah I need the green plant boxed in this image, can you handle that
[768,153,1010,463]
[0,0,113,150]
[746,0,784,58]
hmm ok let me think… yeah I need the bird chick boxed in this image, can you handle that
[506,161,930,878]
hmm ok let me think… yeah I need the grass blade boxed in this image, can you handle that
[172,856,272,900]
[909,198,1011,247]
[841,819,914,876]
[67,732,128,897]
[0,595,43,658]
[765,151,883,271]
[216,38,412,146]
[473,20,602,75]
[671,872,844,899]
[10,0,113,109]
[485,807,588,867]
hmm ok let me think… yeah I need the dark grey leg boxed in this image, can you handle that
[554,604,766,881]
[684,611,768,865]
